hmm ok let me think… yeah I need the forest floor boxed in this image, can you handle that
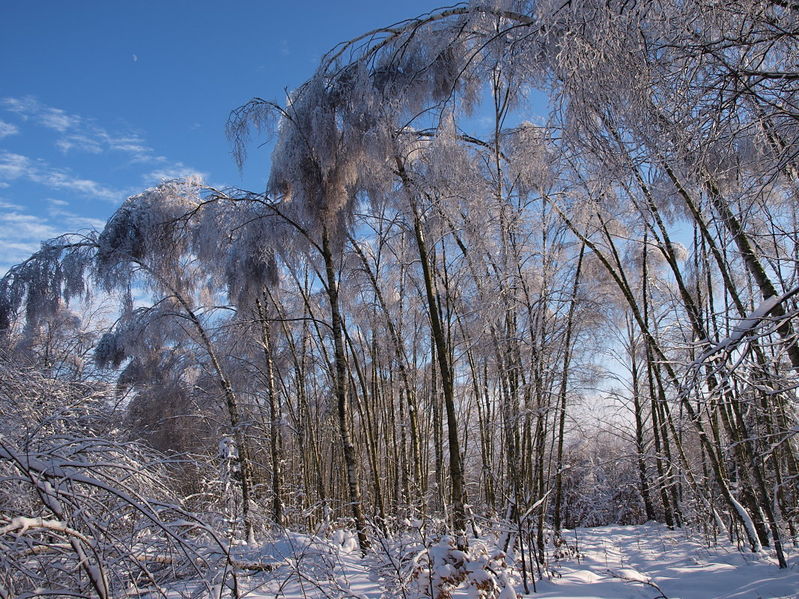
[533,524,797,599]
[213,522,798,599]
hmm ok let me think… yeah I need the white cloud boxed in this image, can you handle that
[0,202,107,275]
[100,133,153,162]
[0,210,60,273]
[0,120,19,138]
[0,213,57,276]
[56,133,103,154]
[2,96,155,163]
[0,211,60,242]
[1,239,44,254]
[0,150,122,202]
[47,200,106,230]
[0,97,205,207]
[0,152,30,180]
[57,128,153,161]
[2,96,38,117]
[3,96,80,132]
[145,163,206,185]
[39,108,80,132]
[0,199,25,210]
[38,170,120,202]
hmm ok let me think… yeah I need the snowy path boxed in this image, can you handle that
[535,525,798,599]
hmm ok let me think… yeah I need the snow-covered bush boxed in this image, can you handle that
[369,518,520,599]
[0,356,238,598]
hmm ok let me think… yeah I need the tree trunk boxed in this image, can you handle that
[321,225,370,553]
[257,297,284,528]
[553,243,585,536]
[410,198,467,544]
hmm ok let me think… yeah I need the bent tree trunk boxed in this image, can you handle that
[171,289,256,543]
[705,176,799,372]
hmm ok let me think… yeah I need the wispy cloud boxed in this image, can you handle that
[0,96,206,271]
[2,96,156,164]
[0,199,25,210]
[0,200,107,274]
[0,151,122,202]
[144,162,206,185]
[2,96,206,194]
[0,152,30,180]
[0,211,60,245]
[0,209,61,272]
[55,133,103,154]
[0,120,19,139]
[39,170,121,202]
[47,199,107,230]
[3,96,80,132]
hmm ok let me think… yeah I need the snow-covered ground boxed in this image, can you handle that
[221,523,797,599]
[536,525,798,599]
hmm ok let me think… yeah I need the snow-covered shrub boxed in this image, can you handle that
[369,518,520,599]
[0,356,238,598]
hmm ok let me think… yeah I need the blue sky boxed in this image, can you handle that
[0,1,443,273]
